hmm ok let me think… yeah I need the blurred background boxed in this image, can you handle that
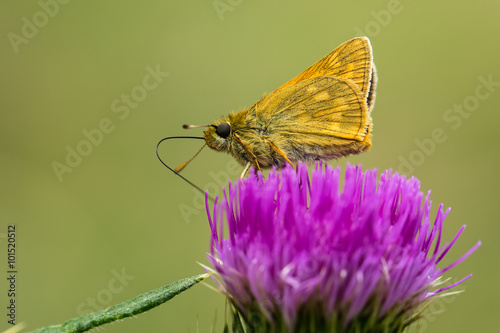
[1,1,498,332]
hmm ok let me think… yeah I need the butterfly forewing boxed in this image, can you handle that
[275,37,374,100]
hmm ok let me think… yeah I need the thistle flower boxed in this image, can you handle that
[206,163,480,332]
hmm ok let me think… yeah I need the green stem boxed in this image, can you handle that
[30,273,209,333]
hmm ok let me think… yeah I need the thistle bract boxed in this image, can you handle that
[206,163,480,332]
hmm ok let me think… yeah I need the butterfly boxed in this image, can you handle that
[200,37,377,177]
[158,36,376,186]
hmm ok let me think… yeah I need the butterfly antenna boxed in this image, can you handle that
[175,143,206,173]
[183,124,209,129]
[156,136,215,202]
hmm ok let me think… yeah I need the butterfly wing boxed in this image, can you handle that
[276,37,375,106]
[249,75,372,163]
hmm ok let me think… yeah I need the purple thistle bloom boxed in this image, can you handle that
[206,163,480,332]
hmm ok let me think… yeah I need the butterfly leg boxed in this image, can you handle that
[233,133,262,178]
[240,158,261,178]
[240,162,251,178]
[267,140,295,170]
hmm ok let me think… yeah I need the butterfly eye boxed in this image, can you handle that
[216,122,231,138]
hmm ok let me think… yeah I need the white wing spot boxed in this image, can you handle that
[307,86,318,93]
[314,91,330,101]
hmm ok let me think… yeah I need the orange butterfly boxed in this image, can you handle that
[159,37,376,182]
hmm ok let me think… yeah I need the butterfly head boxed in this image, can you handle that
[204,118,232,152]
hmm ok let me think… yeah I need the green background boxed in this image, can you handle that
[1,1,498,332]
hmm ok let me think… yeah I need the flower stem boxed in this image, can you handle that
[30,273,209,333]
